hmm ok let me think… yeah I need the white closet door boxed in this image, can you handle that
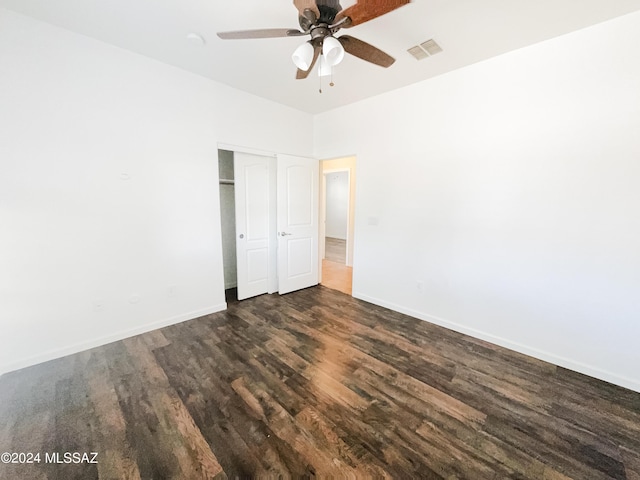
[277,154,319,295]
[235,153,270,300]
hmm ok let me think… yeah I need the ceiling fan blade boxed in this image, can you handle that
[296,43,322,79]
[335,0,410,27]
[338,35,395,67]
[217,29,306,40]
[293,0,320,20]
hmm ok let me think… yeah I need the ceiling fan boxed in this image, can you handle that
[217,0,411,80]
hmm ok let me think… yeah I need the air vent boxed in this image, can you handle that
[421,39,442,55]
[407,45,428,60]
[407,39,443,60]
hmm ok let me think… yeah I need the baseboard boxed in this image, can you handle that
[0,303,227,376]
[352,291,640,394]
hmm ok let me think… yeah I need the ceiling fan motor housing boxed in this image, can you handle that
[299,1,342,30]
[310,26,331,42]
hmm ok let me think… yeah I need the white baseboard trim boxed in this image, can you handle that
[0,303,227,377]
[352,291,640,394]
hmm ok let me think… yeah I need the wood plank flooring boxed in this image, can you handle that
[322,237,352,295]
[321,259,353,295]
[325,237,346,264]
[1,286,639,479]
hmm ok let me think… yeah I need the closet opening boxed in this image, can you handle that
[218,150,238,302]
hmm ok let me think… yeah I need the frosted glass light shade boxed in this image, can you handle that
[322,36,344,66]
[318,55,332,77]
[292,41,314,70]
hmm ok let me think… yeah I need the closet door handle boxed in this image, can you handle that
[239,234,244,239]
[280,232,292,237]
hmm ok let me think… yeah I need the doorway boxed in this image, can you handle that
[320,157,356,295]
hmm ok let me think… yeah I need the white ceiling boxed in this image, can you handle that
[2,0,640,113]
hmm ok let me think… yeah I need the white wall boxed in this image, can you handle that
[314,12,640,392]
[0,8,313,374]
[325,171,349,240]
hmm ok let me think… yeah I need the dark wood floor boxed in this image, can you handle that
[1,286,639,479]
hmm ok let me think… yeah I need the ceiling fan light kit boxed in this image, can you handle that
[292,41,315,70]
[322,36,344,66]
[318,55,332,77]
[217,0,411,87]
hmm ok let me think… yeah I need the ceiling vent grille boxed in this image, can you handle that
[421,39,443,55]
[407,45,428,60]
[407,39,442,60]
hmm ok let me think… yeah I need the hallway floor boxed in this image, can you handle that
[321,259,353,295]
[322,237,352,295]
